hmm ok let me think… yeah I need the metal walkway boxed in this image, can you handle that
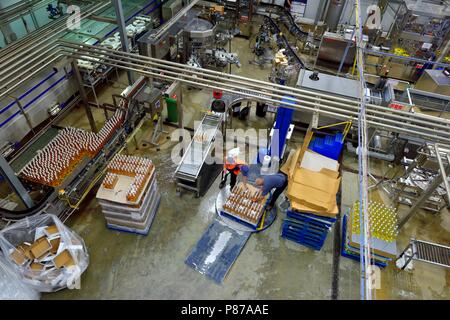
[398,238,450,269]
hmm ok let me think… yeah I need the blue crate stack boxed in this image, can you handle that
[281,209,337,250]
[309,133,344,161]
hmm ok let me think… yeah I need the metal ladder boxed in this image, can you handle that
[398,238,450,270]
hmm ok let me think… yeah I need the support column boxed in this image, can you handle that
[111,0,134,85]
[0,155,34,209]
[72,61,98,132]
[12,97,35,134]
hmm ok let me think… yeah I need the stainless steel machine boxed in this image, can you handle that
[174,112,225,197]
[415,69,450,96]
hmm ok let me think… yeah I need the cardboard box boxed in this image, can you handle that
[10,248,27,266]
[49,237,61,254]
[288,182,335,212]
[30,262,45,271]
[45,225,59,237]
[287,168,340,212]
[53,250,75,269]
[18,243,34,260]
[30,237,52,260]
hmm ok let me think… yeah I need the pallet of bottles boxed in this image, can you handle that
[281,208,336,251]
[220,183,268,229]
[96,155,160,235]
[344,201,398,261]
[341,214,389,268]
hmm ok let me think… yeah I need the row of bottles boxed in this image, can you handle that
[21,110,124,187]
[351,200,398,242]
[223,183,264,223]
[107,154,153,177]
[102,172,119,189]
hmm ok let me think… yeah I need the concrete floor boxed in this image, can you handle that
[33,35,450,300]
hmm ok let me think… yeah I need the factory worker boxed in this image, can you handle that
[224,155,249,190]
[254,172,288,211]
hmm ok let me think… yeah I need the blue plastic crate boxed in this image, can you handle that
[309,132,344,160]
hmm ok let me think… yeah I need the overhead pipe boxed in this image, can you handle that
[346,141,395,162]
[1,42,449,143]
[65,42,450,126]
[61,43,450,130]
[3,39,450,130]
[64,50,450,143]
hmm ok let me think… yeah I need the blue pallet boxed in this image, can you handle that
[282,220,329,239]
[220,210,260,230]
[286,211,334,229]
[282,228,327,245]
[340,215,387,268]
[287,209,337,224]
[281,230,327,247]
[281,221,328,250]
[309,133,344,160]
[281,233,324,250]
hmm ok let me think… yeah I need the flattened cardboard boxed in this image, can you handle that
[292,168,340,194]
[280,150,296,176]
[288,148,302,179]
[287,181,336,211]
[53,249,75,269]
[300,150,340,172]
[30,236,52,260]
[290,200,339,217]
[10,248,27,266]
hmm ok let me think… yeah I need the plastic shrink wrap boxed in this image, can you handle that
[0,214,89,292]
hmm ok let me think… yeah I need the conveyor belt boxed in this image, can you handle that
[175,113,222,180]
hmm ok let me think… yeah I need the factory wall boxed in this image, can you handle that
[299,0,397,32]
[0,0,163,147]
[337,0,397,32]
[0,0,59,47]
[0,61,78,146]
[304,0,323,20]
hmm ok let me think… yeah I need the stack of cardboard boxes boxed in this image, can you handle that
[280,131,341,250]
